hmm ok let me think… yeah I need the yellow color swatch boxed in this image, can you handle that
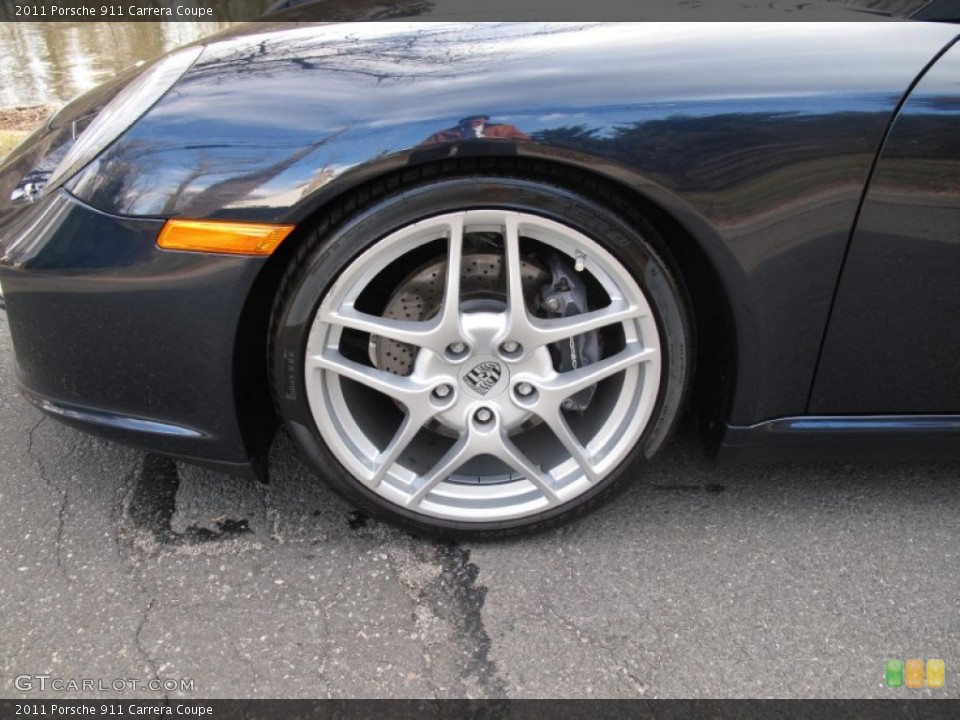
[926,659,945,688]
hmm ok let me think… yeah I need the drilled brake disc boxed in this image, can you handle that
[372,253,549,376]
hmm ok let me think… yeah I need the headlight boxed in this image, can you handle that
[45,45,205,190]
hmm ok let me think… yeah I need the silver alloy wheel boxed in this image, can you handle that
[303,209,662,522]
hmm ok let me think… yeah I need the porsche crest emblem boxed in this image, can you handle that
[464,361,503,396]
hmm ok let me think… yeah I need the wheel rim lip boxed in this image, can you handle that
[304,208,662,523]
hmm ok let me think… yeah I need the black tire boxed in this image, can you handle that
[269,160,692,539]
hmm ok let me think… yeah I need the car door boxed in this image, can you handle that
[810,38,960,414]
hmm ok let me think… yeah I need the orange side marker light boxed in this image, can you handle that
[157,219,294,256]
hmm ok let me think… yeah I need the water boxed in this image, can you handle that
[0,22,242,108]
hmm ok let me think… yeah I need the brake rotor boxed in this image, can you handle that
[372,252,549,376]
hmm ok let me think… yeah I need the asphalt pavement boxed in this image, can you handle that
[0,313,957,699]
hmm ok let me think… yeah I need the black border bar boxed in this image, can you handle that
[0,0,938,23]
[3,700,960,720]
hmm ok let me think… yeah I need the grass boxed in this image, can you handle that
[0,130,29,161]
[0,105,55,163]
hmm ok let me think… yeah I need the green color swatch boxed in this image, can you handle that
[886,659,904,687]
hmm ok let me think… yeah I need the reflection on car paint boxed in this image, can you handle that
[420,115,531,145]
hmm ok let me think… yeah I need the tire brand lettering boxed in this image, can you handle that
[284,350,297,400]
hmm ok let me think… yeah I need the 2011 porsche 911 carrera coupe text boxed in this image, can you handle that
[1,21,958,538]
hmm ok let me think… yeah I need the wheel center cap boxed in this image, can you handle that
[459,356,509,400]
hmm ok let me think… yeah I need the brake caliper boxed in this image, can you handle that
[539,252,601,413]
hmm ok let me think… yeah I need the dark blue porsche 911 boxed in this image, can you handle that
[1,17,958,537]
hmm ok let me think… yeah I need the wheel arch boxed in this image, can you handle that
[232,148,743,474]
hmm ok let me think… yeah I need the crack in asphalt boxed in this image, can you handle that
[545,606,647,696]
[26,415,53,492]
[54,486,69,575]
[386,539,508,699]
[134,598,167,701]
[25,414,72,581]
[431,544,507,698]
[109,459,176,699]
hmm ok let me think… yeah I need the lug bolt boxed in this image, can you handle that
[433,384,452,399]
[474,408,493,424]
[562,399,576,410]
[516,382,534,397]
[544,297,562,313]
[448,341,467,355]
[501,340,520,354]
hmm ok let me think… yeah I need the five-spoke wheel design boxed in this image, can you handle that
[303,208,661,521]
[271,171,690,537]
